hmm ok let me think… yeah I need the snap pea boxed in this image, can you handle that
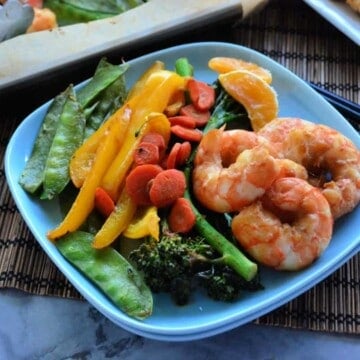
[62,0,145,14]
[84,67,127,139]
[19,87,70,194]
[44,0,146,25]
[41,85,86,200]
[43,0,112,25]
[56,231,153,320]
[77,59,129,110]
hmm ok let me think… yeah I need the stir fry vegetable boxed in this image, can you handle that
[57,231,153,319]
[19,55,265,318]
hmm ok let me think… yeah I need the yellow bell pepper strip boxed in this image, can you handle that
[69,61,164,189]
[47,102,133,241]
[123,206,160,241]
[92,187,137,249]
[126,60,165,100]
[92,113,170,248]
[102,70,186,200]
[69,99,135,188]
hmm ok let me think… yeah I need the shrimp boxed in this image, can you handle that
[192,128,307,213]
[232,177,333,271]
[259,117,360,219]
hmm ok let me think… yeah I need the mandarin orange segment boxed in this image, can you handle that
[219,70,278,132]
[208,57,272,84]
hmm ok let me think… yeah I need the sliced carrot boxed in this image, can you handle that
[168,197,196,233]
[94,187,115,218]
[179,104,211,127]
[149,169,186,208]
[125,164,163,206]
[171,125,203,142]
[141,132,166,157]
[187,78,215,112]
[176,141,192,166]
[168,115,196,129]
[166,142,181,169]
[134,142,160,165]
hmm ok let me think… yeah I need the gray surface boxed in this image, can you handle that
[0,289,359,360]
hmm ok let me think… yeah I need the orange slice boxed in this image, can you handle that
[218,70,278,132]
[209,57,272,84]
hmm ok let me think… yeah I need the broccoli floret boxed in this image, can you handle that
[129,227,216,305]
[198,266,263,302]
[129,220,262,305]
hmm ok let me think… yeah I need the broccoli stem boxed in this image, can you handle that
[182,82,258,282]
[183,168,257,282]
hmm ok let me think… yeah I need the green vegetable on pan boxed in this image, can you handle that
[57,231,153,320]
[19,86,70,194]
[41,84,86,200]
[44,0,146,26]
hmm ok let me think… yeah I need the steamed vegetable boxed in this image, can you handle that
[19,86,70,193]
[41,84,86,200]
[57,231,153,319]
[44,0,146,25]
[129,219,262,305]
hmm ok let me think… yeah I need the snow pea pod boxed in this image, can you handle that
[41,85,86,200]
[56,231,153,320]
[63,0,145,14]
[19,87,70,194]
[77,59,129,110]
[84,68,127,139]
[44,0,145,25]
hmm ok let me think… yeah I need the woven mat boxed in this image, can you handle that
[0,0,359,334]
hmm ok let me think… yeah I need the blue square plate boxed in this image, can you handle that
[5,42,360,341]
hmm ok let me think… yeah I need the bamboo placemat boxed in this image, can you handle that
[0,0,359,334]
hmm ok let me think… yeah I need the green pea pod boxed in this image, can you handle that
[43,0,112,25]
[44,0,145,25]
[62,0,144,14]
[84,69,127,138]
[56,231,153,320]
[19,87,70,194]
[77,59,129,110]
[41,85,86,200]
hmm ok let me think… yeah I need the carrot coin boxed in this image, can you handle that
[149,169,186,208]
[94,187,115,218]
[168,197,196,233]
[134,142,160,165]
[168,115,196,129]
[125,164,163,206]
[179,104,211,127]
[187,78,215,111]
[176,141,192,166]
[171,125,203,142]
[166,143,181,169]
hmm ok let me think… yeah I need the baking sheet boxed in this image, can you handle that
[0,0,268,91]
